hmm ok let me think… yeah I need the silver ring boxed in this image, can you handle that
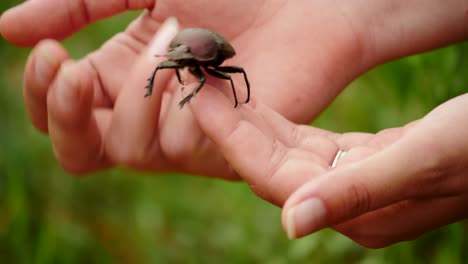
[331,150,347,168]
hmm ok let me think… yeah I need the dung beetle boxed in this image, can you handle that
[145,28,250,108]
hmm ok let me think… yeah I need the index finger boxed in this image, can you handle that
[0,0,155,46]
[189,86,336,206]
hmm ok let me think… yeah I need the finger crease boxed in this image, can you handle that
[289,125,303,148]
[64,0,91,32]
[264,140,289,198]
[87,57,113,107]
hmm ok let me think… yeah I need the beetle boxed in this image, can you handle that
[145,28,250,108]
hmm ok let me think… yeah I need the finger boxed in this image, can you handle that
[0,0,154,46]
[281,131,443,239]
[78,11,162,105]
[329,125,418,169]
[160,83,205,162]
[106,17,178,168]
[189,85,275,195]
[253,104,340,163]
[336,125,412,153]
[159,82,238,179]
[333,194,468,248]
[47,61,110,175]
[24,39,69,133]
[190,84,328,205]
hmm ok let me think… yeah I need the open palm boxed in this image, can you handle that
[1,0,364,177]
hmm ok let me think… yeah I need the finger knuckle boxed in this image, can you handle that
[339,180,372,219]
[248,183,273,204]
[246,139,288,205]
[225,119,250,146]
[57,157,92,176]
[107,148,142,168]
[406,135,455,196]
[54,147,102,176]
[160,137,193,163]
[289,125,303,147]
[264,140,288,190]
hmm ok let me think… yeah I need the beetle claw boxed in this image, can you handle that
[178,93,196,108]
[145,81,154,97]
[178,100,187,109]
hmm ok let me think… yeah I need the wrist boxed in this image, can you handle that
[340,0,468,67]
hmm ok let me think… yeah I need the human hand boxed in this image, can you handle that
[188,82,468,248]
[281,92,468,247]
[0,0,368,176]
[1,0,466,178]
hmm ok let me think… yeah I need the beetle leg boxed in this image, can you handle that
[176,68,185,85]
[145,60,182,97]
[178,66,206,108]
[215,66,250,104]
[204,67,239,108]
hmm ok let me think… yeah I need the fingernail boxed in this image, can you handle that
[57,64,79,112]
[147,17,179,57]
[35,44,57,86]
[285,198,327,239]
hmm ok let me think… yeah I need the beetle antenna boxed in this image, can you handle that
[154,54,167,58]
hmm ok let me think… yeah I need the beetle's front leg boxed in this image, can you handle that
[178,66,206,108]
[145,60,182,97]
[176,68,185,86]
[215,66,250,104]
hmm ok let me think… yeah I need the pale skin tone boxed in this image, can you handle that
[1,0,467,248]
[0,0,371,178]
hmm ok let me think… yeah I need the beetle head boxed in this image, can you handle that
[167,44,194,61]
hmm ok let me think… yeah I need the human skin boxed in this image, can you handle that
[1,0,468,247]
[0,0,464,179]
[0,0,368,177]
[1,0,465,177]
[189,83,468,248]
[185,0,468,248]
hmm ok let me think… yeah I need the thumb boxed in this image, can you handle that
[0,0,154,46]
[281,133,439,239]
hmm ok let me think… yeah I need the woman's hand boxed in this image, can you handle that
[189,83,468,248]
[2,0,465,177]
[0,0,367,176]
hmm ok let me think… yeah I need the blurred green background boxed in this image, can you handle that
[0,1,467,263]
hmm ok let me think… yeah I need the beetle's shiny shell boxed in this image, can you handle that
[168,28,236,62]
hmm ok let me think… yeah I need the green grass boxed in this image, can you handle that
[1,1,467,263]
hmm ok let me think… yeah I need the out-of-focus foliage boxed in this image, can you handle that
[0,1,467,263]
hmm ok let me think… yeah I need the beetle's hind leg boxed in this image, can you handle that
[178,66,206,108]
[215,66,250,104]
[145,60,181,97]
[205,68,239,108]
